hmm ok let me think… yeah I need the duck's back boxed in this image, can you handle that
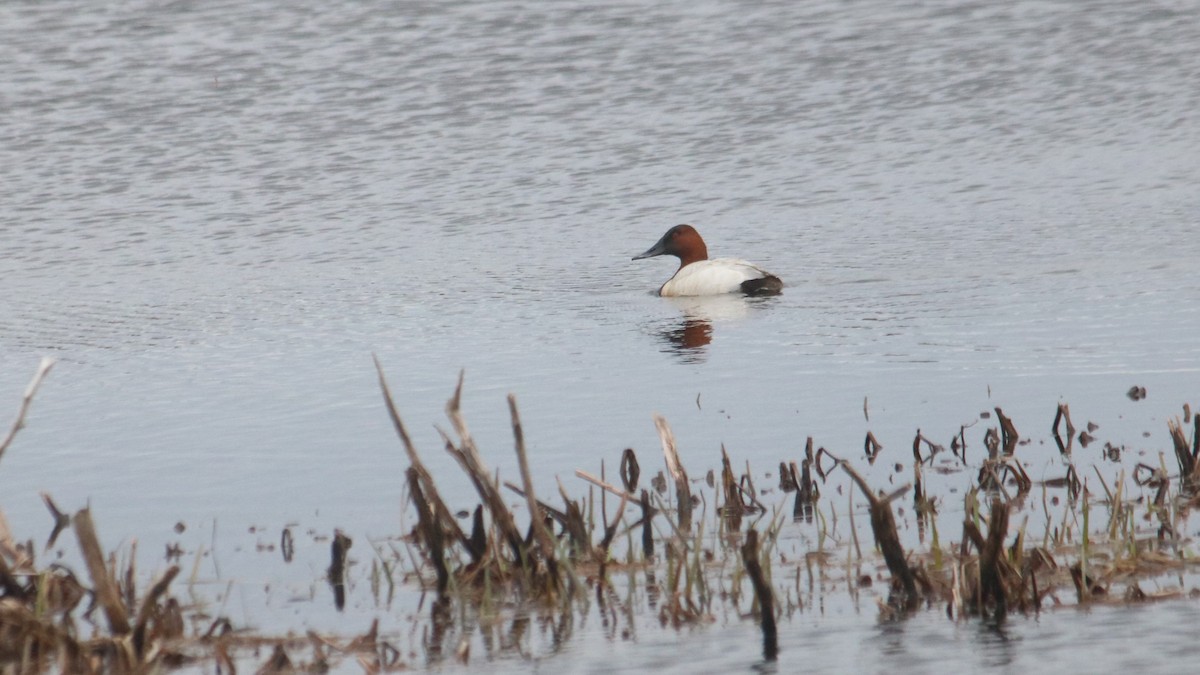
[660,258,782,297]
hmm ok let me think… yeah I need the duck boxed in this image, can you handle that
[633,224,783,297]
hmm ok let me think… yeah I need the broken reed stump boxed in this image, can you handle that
[379,362,571,599]
[328,530,352,611]
[620,448,640,492]
[574,467,655,560]
[790,438,820,521]
[994,407,1019,455]
[720,446,744,529]
[407,467,450,595]
[1168,414,1200,492]
[836,458,919,610]
[374,357,477,562]
[440,373,527,564]
[509,393,563,595]
[74,508,131,635]
[1052,402,1076,454]
[655,414,693,534]
[641,489,655,560]
[977,500,1010,618]
[741,529,778,661]
[960,497,1034,617]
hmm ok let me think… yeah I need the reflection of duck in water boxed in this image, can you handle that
[657,295,757,363]
[634,225,782,297]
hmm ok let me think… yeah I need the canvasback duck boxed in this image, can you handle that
[633,225,783,297]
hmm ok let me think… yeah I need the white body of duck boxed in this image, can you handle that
[658,258,778,297]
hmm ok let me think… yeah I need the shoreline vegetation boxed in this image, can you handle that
[1,357,1198,672]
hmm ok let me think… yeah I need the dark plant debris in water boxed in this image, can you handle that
[2,359,1200,671]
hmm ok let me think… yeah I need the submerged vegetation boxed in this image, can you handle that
[1,357,1199,672]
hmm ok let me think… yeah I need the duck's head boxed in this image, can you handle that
[633,224,709,267]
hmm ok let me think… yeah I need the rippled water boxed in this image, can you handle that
[2,0,1199,669]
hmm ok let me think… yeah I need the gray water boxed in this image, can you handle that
[2,0,1200,670]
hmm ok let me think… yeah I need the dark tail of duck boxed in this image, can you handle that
[741,275,783,296]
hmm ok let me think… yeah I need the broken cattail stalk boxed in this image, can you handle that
[836,457,919,610]
[132,565,180,658]
[620,448,640,493]
[978,499,1010,618]
[792,438,820,520]
[556,480,592,560]
[375,357,476,559]
[779,461,798,492]
[641,490,655,560]
[720,446,742,529]
[73,508,131,635]
[865,431,883,464]
[440,372,525,562]
[1052,403,1076,454]
[508,394,565,594]
[329,530,352,611]
[573,468,655,559]
[40,492,70,550]
[654,414,693,534]
[995,407,1019,454]
[1167,416,1200,491]
[741,529,778,661]
[598,491,630,554]
[406,467,450,595]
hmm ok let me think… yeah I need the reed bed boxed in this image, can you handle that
[1,359,1198,671]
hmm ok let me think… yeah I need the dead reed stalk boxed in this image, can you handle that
[741,529,778,661]
[73,508,131,635]
[0,357,54,468]
[440,372,526,563]
[1167,415,1200,491]
[836,457,919,610]
[373,356,476,560]
[509,393,563,594]
[655,414,693,534]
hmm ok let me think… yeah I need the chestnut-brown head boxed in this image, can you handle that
[632,225,709,268]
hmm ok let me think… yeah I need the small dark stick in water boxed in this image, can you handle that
[328,529,352,611]
[741,529,778,661]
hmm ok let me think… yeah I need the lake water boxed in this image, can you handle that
[2,0,1199,670]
